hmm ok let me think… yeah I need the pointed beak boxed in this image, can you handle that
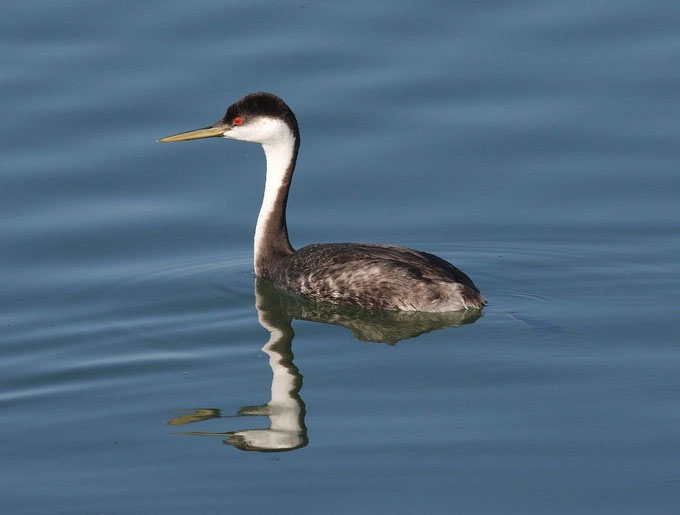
[158,124,228,143]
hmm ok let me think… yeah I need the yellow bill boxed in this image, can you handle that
[158,125,227,142]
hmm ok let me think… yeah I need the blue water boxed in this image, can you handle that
[2,1,680,513]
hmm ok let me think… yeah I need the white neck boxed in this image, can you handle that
[253,125,297,274]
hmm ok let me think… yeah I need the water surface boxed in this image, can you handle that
[2,1,679,513]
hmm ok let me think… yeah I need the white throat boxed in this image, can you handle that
[237,118,296,272]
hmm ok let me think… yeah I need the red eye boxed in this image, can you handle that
[232,116,244,126]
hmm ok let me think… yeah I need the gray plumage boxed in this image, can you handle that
[264,242,484,312]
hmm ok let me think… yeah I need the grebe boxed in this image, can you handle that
[159,92,484,312]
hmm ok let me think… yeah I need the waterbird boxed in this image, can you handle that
[159,92,484,312]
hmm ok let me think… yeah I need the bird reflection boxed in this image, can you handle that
[167,278,482,452]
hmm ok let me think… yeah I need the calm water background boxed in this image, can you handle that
[2,1,679,513]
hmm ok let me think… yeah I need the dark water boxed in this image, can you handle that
[2,1,680,513]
